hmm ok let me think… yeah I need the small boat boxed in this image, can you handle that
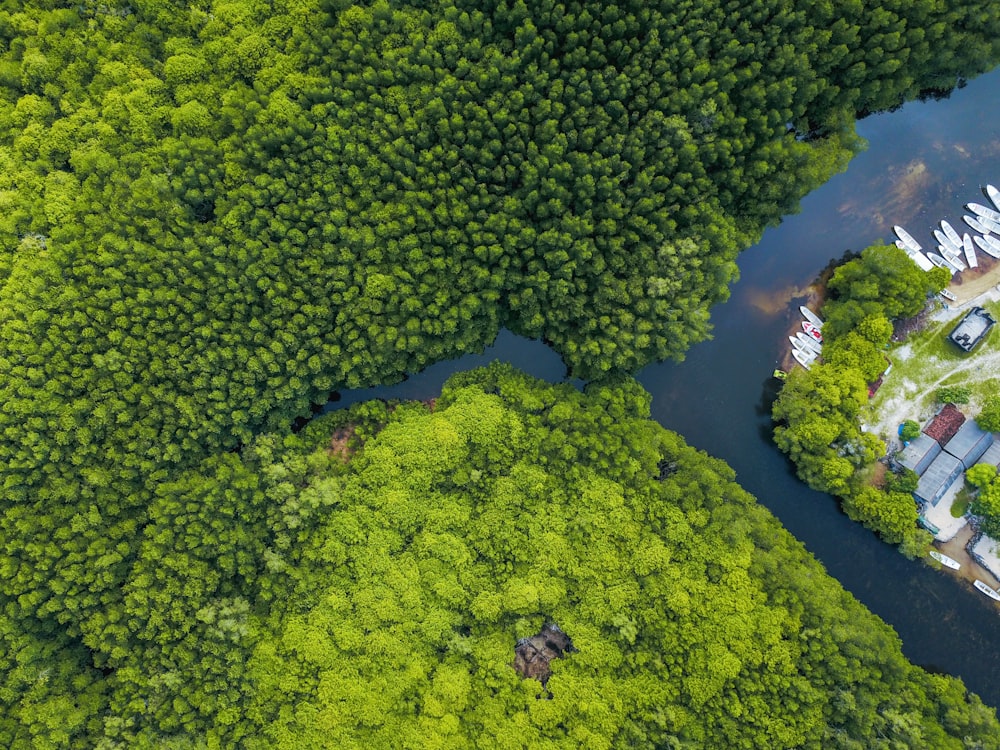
[987,183,1000,212]
[964,214,993,235]
[791,348,814,370]
[974,580,1000,602]
[795,332,822,354]
[926,252,957,275]
[893,225,923,253]
[963,233,978,268]
[939,245,966,271]
[802,320,823,342]
[978,214,1000,234]
[939,289,958,302]
[929,550,961,570]
[967,201,1000,223]
[906,249,934,272]
[941,220,963,248]
[799,305,824,329]
[933,229,962,254]
[974,235,1000,259]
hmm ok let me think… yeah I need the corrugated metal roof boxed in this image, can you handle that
[943,420,994,469]
[897,433,942,474]
[976,440,1000,469]
[915,452,964,506]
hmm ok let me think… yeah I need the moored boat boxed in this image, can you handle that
[987,183,1000,212]
[791,347,814,370]
[934,229,962,254]
[967,201,1000,223]
[964,214,992,235]
[939,289,957,302]
[963,233,978,268]
[974,579,1000,602]
[974,235,1000,259]
[795,331,822,354]
[926,252,957,275]
[893,225,923,253]
[906,249,934,272]
[939,245,966,271]
[799,305,824,329]
[802,320,823,342]
[978,213,1000,234]
[929,550,961,570]
[941,220,963,248]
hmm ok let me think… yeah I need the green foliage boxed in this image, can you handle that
[971,473,1000,540]
[900,420,921,442]
[977,396,1000,432]
[885,467,919,494]
[966,463,998,490]
[842,486,918,545]
[937,385,972,405]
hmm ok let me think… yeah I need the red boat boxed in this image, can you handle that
[802,320,823,343]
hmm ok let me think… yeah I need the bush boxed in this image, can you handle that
[936,385,971,404]
[885,467,918,494]
[899,420,921,442]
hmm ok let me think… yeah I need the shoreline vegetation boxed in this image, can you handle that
[5,0,1000,746]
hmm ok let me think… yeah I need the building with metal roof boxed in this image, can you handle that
[942,420,994,469]
[975,439,1000,470]
[896,433,942,475]
[914,452,964,507]
[948,306,996,352]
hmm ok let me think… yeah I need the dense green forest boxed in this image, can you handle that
[6,365,1000,747]
[4,0,1000,745]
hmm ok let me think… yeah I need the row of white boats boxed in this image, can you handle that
[893,184,1000,281]
[929,550,1000,602]
[789,305,824,369]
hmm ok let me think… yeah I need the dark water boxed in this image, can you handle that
[330,69,1000,705]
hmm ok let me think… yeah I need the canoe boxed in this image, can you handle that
[906,249,934,272]
[929,550,961,570]
[967,201,1000,223]
[791,348,814,370]
[974,579,1000,602]
[941,220,963,248]
[795,332,822,354]
[926,252,957,275]
[963,214,992,235]
[974,235,1000,259]
[799,305,824,329]
[934,229,962,254]
[939,245,966,271]
[801,321,823,342]
[963,233,978,268]
[893,225,923,253]
[939,289,957,302]
[978,214,1000,234]
[987,183,1000,212]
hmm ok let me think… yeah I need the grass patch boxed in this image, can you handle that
[951,485,973,518]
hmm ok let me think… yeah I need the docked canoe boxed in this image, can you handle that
[795,331,822,354]
[974,580,1000,602]
[968,201,1000,223]
[929,550,961,570]
[906,249,934,272]
[974,235,1000,259]
[941,220,963,248]
[987,183,1000,212]
[926,252,957,275]
[939,289,958,302]
[893,225,923,253]
[939,245,966,271]
[799,305,824,329]
[934,228,962,254]
[964,214,993,235]
[791,347,814,370]
[802,321,823,342]
[963,233,978,268]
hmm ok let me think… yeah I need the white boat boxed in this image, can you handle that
[893,225,923,253]
[934,229,962,254]
[941,220,963,248]
[974,579,1000,602]
[974,235,1000,259]
[906,249,934,272]
[987,184,1000,212]
[801,320,823,343]
[967,201,1000,223]
[795,332,822,354]
[929,550,961,570]
[939,245,966,271]
[978,213,1000,234]
[964,214,992,235]
[963,233,978,268]
[791,348,814,370]
[799,305,824,329]
[939,289,957,302]
[926,252,957,275]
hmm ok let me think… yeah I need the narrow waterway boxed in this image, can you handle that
[329,68,1000,706]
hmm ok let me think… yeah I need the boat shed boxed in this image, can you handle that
[975,439,1000,470]
[942,420,994,469]
[897,433,942,475]
[948,306,996,352]
[914,452,964,507]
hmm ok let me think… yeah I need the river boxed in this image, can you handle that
[328,67,1000,706]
